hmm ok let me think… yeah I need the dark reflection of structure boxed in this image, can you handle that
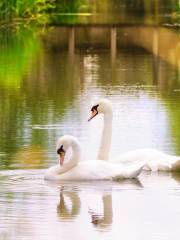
[57,189,81,220]
[45,25,180,69]
[44,25,180,91]
[110,27,117,84]
[152,28,159,85]
[110,27,117,67]
[68,27,75,61]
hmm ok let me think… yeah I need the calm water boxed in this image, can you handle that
[0,24,180,239]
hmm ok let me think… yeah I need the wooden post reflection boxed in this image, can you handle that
[68,27,75,60]
[153,28,158,56]
[152,28,159,85]
[110,27,117,66]
[110,27,117,83]
[152,28,166,91]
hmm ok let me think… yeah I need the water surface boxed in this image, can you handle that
[0,23,180,240]
[1,170,180,240]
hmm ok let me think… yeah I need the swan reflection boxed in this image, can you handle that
[57,189,80,220]
[56,178,143,231]
[89,193,113,229]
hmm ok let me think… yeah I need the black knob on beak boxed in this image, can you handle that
[57,145,65,155]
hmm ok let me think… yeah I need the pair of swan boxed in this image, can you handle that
[45,99,180,181]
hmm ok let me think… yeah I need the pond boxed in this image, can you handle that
[0,16,180,240]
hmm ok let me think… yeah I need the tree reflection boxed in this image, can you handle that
[0,26,81,169]
[164,93,180,154]
[0,24,179,169]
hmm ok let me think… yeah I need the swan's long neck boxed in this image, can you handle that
[97,111,112,160]
[59,141,81,174]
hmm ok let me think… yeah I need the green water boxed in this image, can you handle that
[0,11,180,240]
[0,24,179,170]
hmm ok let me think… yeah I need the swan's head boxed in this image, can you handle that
[56,135,80,165]
[88,98,112,121]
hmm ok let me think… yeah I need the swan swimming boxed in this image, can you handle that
[44,135,144,181]
[88,98,180,171]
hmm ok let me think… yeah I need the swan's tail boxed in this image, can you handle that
[120,161,145,179]
[124,161,145,178]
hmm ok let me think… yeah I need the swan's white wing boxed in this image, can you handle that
[45,161,113,181]
[112,161,145,179]
[111,148,180,172]
[45,160,144,181]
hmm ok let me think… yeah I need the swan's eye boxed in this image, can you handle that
[57,145,65,155]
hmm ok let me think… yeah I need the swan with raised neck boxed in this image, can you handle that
[88,99,180,171]
[88,99,113,160]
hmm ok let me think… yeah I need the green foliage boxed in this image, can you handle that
[0,0,179,26]
[0,0,90,24]
[48,0,90,24]
[55,0,89,13]
[0,0,55,21]
[16,0,55,17]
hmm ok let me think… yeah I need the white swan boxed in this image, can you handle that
[88,99,180,171]
[44,135,144,181]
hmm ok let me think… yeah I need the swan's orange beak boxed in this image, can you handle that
[88,109,98,121]
[59,152,65,166]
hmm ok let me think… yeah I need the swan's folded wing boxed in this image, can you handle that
[44,160,145,181]
[113,161,145,179]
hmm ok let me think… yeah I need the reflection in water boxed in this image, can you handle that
[57,189,80,220]
[0,23,180,239]
[0,25,179,169]
[0,3,180,238]
[56,188,114,228]
[121,27,180,68]
[0,170,180,240]
[171,172,180,182]
[90,194,113,230]
[44,26,180,68]
[13,146,46,169]
[55,179,143,231]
